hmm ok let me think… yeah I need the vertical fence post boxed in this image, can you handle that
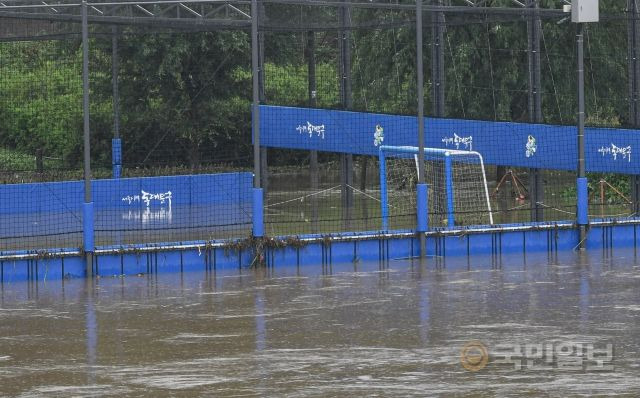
[444,152,454,228]
[111,26,121,179]
[528,0,543,221]
[417,0,426,257]
[628,0,640,215]
[81,0,94,276]
[431,0,444,117]
[258,11,268,194]
[576,22,588,248]
[572,0,599,248]
[251,0,264,238]
[340,0,353,230]
[379,148,388,231]
[307,30,319,233]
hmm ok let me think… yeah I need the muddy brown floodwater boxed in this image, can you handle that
[1,250,640,397]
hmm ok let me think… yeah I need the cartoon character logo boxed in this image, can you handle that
[526,135,537,158]
[374,124,384,147]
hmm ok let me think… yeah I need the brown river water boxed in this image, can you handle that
[0,250,639,397]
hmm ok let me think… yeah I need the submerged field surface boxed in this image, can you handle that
[0,250,639,396]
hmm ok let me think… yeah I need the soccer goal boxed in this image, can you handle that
[378,145,493,230]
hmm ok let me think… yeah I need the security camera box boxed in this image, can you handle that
[571,0,599,23]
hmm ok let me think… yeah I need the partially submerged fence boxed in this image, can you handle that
[0,173,253,251]
[0,0,639,258]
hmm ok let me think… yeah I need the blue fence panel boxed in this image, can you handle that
[94,172,253,246]
[586,127,639,173]
[0,172,253,252]
[0,181,84,251]
[260,105,640,174]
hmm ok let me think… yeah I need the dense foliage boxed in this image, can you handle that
[0,5,633,173]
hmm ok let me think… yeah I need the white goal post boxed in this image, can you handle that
[378,145,493,230]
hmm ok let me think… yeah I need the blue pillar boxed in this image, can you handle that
[379,148,389,231]
[112,138,122,179]
[577,177,588,225]
[83,202,95,254]
[444,153,455,227]
[253,187,264,237]
[416,183,429,232]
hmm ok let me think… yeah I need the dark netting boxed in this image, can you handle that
[261,4,421,235]
[580,17,635,220]
[0,4,255,250]
[1,0,640,254]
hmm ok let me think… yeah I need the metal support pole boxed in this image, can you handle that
[81,0,94,277]
[417,0,426,256]
[379,148,389,231]
[576,23,588,248]
[251,0,264,237]
[431,0,445,117]
[340,0,353,229]
[628,0,640,215]
[252,0,261,188]
[111,26,122,179]
[307,30,319,233]
[527,0,543,221]
[630,0,640,126]
[258,9,268,194]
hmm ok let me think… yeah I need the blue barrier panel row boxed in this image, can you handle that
[93,172,253,246]
[0,181,84,251]
[260,105,640,174]
[0,173,254,251]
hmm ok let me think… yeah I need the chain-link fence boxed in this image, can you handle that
[0,0,639,254]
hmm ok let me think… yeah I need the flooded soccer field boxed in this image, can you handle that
[1,251,640,396]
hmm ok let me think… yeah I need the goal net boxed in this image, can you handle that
[379,145,493,229]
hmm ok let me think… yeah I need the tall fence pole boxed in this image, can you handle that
[527,0,543,221]
[576,22,588,248]
[111,25,122,179]
[81,0,94,276]
[431,0,444,117]
[252,0,264,238]
[258,3,268,194]
[379,148,389,231]
[307,30,319,233]
[628,0,640,215]
[416,0,427,257]
[340,0,353,230]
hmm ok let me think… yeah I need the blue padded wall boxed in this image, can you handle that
[260,105,640,174]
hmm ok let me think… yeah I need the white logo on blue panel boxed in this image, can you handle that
[296,122,325,139]
[442,133,472,150]
[598,143,631,162]
[374,124,384,146]
[526,135,537,158]
[121,190,173,224]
